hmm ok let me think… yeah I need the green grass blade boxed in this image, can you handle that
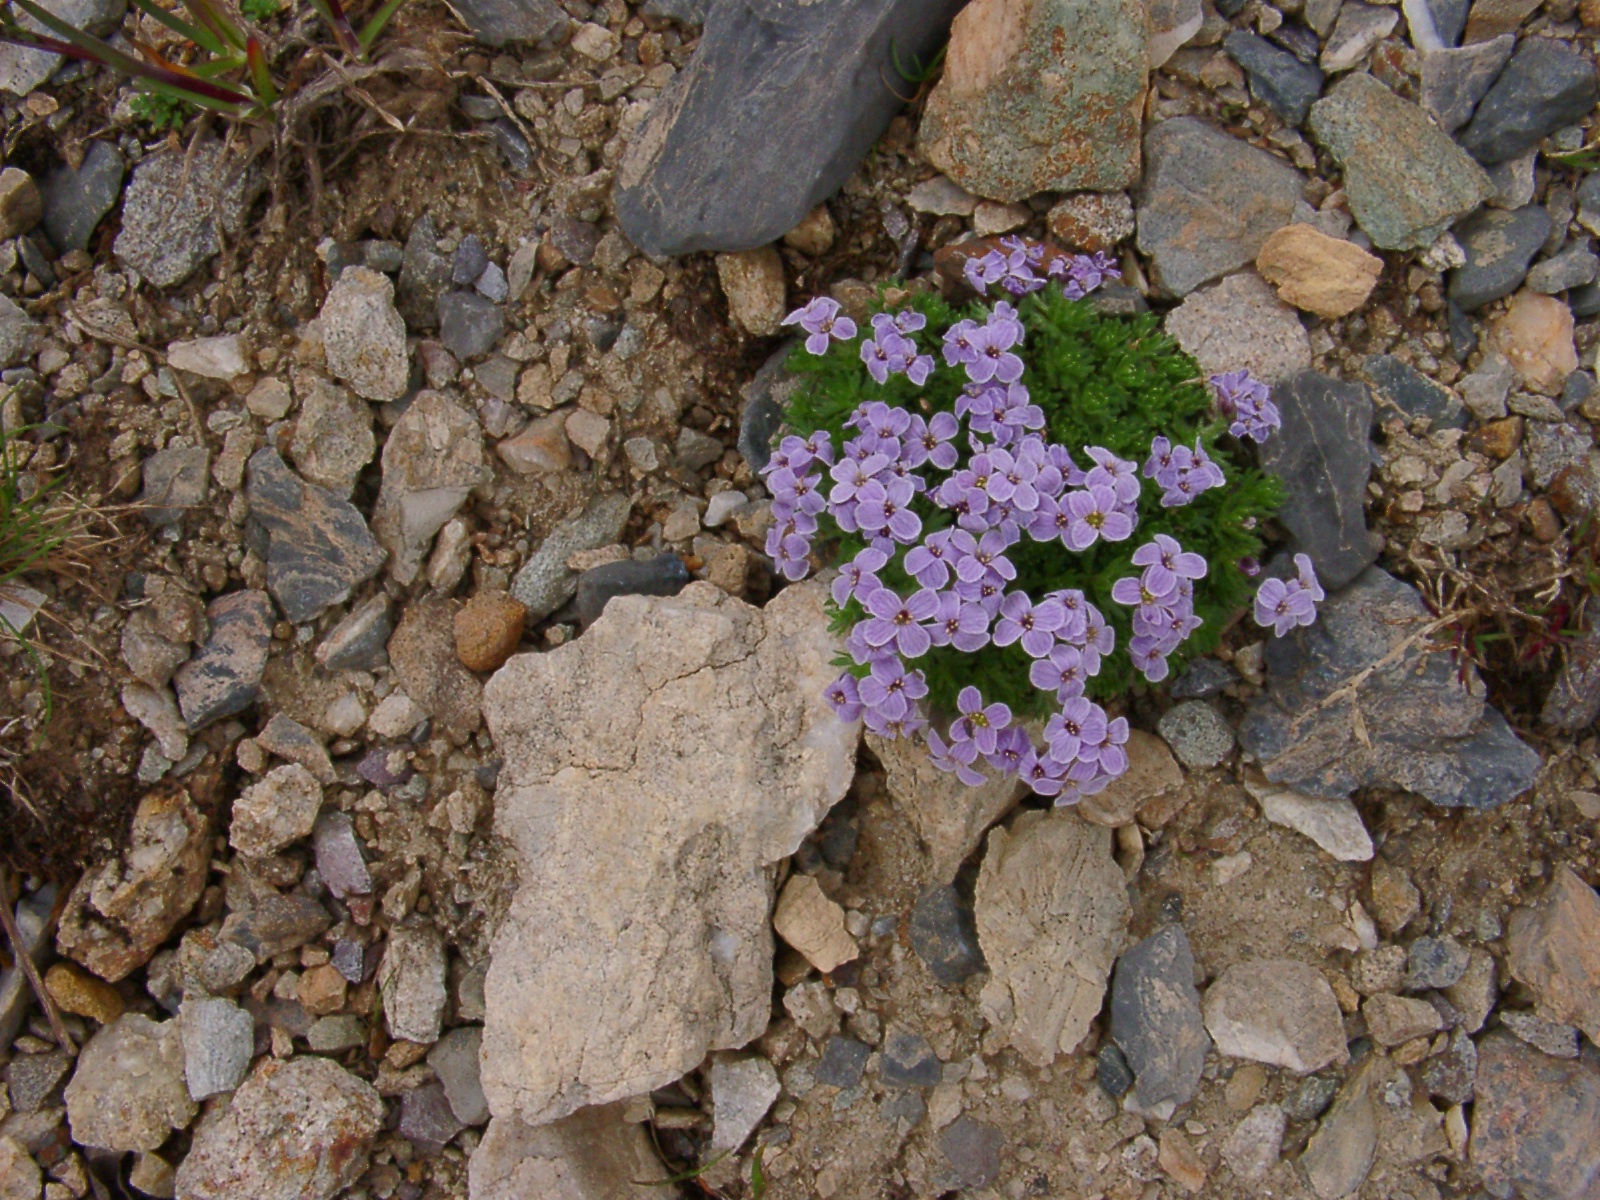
[307,0,362,57]
[246,34,275,104]
[128,0,225,55]
[179,0,245,50]
[356,0,403,50]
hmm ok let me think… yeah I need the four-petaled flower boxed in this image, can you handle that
[783,297,857,355]
[860,585,940,657]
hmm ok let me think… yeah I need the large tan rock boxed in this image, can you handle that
[1164,271,1312,385]
[1255,224,1383,318]
[773,874,857,973]
[974,810,1129,1066]
[1506,865,1600,1043]
[479,581,857,1126]
[468,1106,668,1200]
[1202,959,1349,1073]
[868,728,1027,882]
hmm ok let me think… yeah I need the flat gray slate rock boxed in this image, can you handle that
[1458,37,1600,167]
[614,0,965,256]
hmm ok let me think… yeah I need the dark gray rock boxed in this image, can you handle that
[1425,0,1470,44]
[245,449,385,625]
[1096,1042,1134,1098]
[1419,36,1513,134]
[1137,117,1303,298]
[398,215,452,332]
[489,119,535,177]
[428,1027,488,1126]
[1406,936,1470,989]
[547,214,600,266]
[1238,567,1542,809]
[138,446,209,528]
[1266,22,1320,63]
[1450,205,1552,311]
[219,892,331,963]
[452,234,488,286]
[173,590,272,730]
[0,0,124,99]
[815,1036,871,1089]
[1543,625,1600,730]
[509,492,633,619]
[1420,1027,1476,1105]
[1224,31,1324,126]
[437,290,504,360]
[1110,925,1209,1112]
[575,555,690,628]
[1258,370,1378,590]
[879,1089,925,1129]
[937,1117,1003,1190]
[398,1080,464,1151]
[1527,241,1599,294]
[1285,1073,1339,1121]
[908,885,986,985]
[641,0,709,23]
[316,594,393,672]
[1471,1032,1600,1197]
[1459,38,1600,167]
[39,141,123,253]
[1170,657,1238,699]
[0,294,37,368]
[738,344,801,472]
[614,0,966,256]
[4,1050,70,1113]
[1359,354,1466,428]
[449,0,564,45]
[113,140,251,289]
[879,1027,941,1088]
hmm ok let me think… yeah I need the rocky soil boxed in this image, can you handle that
[1,0,1600,1197]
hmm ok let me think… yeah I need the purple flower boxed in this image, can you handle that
[853,476,922,544]
[765,524,811,582]
[953,529,1016,588]
[1019,746,1073,798]
[783,297,858,355]
[1144,436,1179,488]
[943,319,981,367]
[1049,251,1121,299]
[832,545,889,607]
[1045,696,1107,765]
[927,588,993,652]
[860,584,940,657]
[829,453,890,508]
[905,411,959,471]
[1084,447,1141,505]
[868,710,928,740]
[1211,369,1281,443]
[963,250,1008,295]
[767,431,834,476]
[1131,534,1208,596]
[905,528,956,589]
[1029,643,1087,700]
[984,724,1033,775]
[1063,484,1134,550]
[1129,633,1171,683]
[963,306,1025,385]
[1253,575,1316,636]
[824,671,863,722]
[928,727,986,786]
[859,655,929,721]
[993,591,1067,658]
[1293,553,1325,603]
[766,467,825,518]
[950,685,1012,756]
[860,327,919,385]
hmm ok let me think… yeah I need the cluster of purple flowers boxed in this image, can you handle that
[764,283,1322,805]
[963,236,1123,303]
[1210,370,1282,444]
[1253,553,1325,636]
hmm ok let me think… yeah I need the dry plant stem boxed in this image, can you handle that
[0,868,74,1052]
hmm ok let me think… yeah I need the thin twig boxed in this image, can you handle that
[0,868,74,1052]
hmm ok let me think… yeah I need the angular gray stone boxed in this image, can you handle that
[1259,370,1378,590]
[1405,935,1470,989]
[574,555,690,627]
[246,449,385,623]
[1224,31,1324,126]
[1359,354,1466,428]
[738,343,802,472]
[40,140,124,253]
[1527,242,1599,295]
[139,446,209,528]
[318,270,409,403]
[4,1050,70,1114]
[937,1117,1003,1190]
[312,811,371,899]
[315,594,392,672]
[509,491,633,619]
[173,590,272,730]
[908,884,986,984]
[428,1027,489,1126]
[398,215,451,332]
[1202,959,1348,1073]
[918,0,1148,201]
[179,997,253,1101]
[113,140,251,289]
[1471,1032,1600,1200]
[1307,72,1493,250]
[0,294,37,368]
[614,0,965,255]
[1156,700,1234,769]
[880,1027,942,1088]
[0,0,123,95]
[1238,567,1541,809]
[1420,36,1514,135]
[219,893,331,963]
[1459,38,1600,167]
[468,1107,669,1200]
[378,925,448,1045]
[1136,117,1302,297]
[1449,205,1553,311]
[1499,1009,1580,1058]
[815,1036,871,1089]
[707,1053,779,1155]
[369,390,489,586]
[1299,1055,1381,1199]
[1110,926,1209,1112]
[449,0,563,45]
[399,1081,465,1150]
[1320,2,1397,72]
[437,290,504,360]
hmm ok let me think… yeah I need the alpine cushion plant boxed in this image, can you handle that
[762,236,1322,805]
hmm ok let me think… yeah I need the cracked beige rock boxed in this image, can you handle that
[869,728,1027,882]
[480,581,857,1126]
[974,810,1129,1066]
[773,873,857,973]
[1506,865,1600,1043]
[1255,224,1383,318]
[1203,959,1349,1073]
[468,1106,668,1200]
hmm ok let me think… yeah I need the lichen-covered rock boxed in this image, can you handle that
[113,140,252,288]
[479,580,857,1126]
[57,787,210,982]
[918,0,1148,201]
[174,1057,382,1200]
[974,810,1129,1066]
